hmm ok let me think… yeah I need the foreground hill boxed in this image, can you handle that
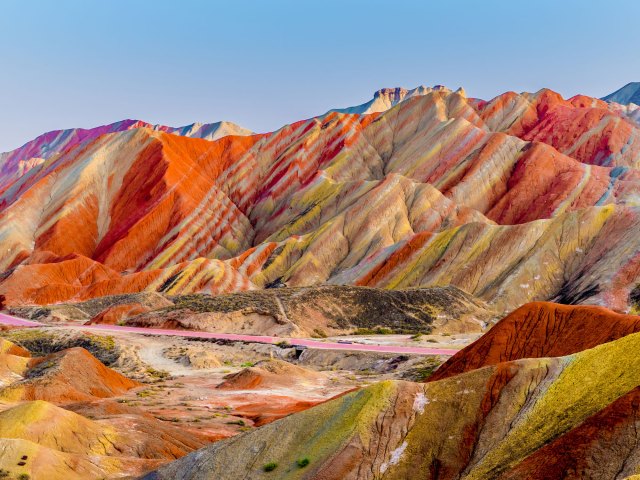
[143,327,640,480]
[0,337,213,479]
[429,301,640,381]
[1,86,640,312]
[0,346,140,402]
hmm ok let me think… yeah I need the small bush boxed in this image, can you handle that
[226,419,245,426]
[297,457,310,468]
[0,469,9,479]
[311,328,327,338]
[240,361,255,368]
[136,389,156,398]
[145,367,170,380]
[353,326,394,335]
[263,462,278,472]
[18,474,31,480]
[275,341,290,348]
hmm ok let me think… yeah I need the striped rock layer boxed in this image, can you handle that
[1,88,640,311]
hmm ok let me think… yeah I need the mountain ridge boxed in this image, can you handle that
[602,82,640,105]
[1,87,640,313]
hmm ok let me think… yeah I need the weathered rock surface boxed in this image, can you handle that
[0,346,140,402]
[0,337,213,480]
[216,359,327,390]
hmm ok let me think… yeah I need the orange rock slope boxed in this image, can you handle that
[430,301,640,381]
[1,87,640,312]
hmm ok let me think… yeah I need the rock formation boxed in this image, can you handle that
[1,87,640,313]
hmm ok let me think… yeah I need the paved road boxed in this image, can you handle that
[0,312,459,356]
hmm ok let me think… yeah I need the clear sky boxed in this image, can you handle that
[1,0,639,152]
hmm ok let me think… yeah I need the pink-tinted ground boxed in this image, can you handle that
[0,312,459,355]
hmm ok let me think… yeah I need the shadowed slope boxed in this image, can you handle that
[603,82,640,106]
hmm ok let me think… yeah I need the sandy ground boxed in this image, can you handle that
[88,330,360,439]
[2,319,477,441]
[325,333,482,350]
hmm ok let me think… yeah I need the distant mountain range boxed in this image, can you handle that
[602,82,640,105]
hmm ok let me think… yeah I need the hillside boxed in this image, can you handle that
[144,327,640,480]
[1,87,640,313]
[429,301,640,381]
[0,337,213,479]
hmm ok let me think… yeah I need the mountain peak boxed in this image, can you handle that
[602,82,640,105]
[331,84,462,115]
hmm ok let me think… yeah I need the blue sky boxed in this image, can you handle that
[1,0,639,152]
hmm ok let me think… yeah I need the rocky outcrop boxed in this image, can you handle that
[123,285,494,335]
[216,359,327,390]
[329,85,456,114]
[0,347,140,402]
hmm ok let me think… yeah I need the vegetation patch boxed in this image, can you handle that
[1,330,120,366]
[263,462,278,472]
[160,285,489,334]
[402,358,443,382]
[353,326,395,335]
